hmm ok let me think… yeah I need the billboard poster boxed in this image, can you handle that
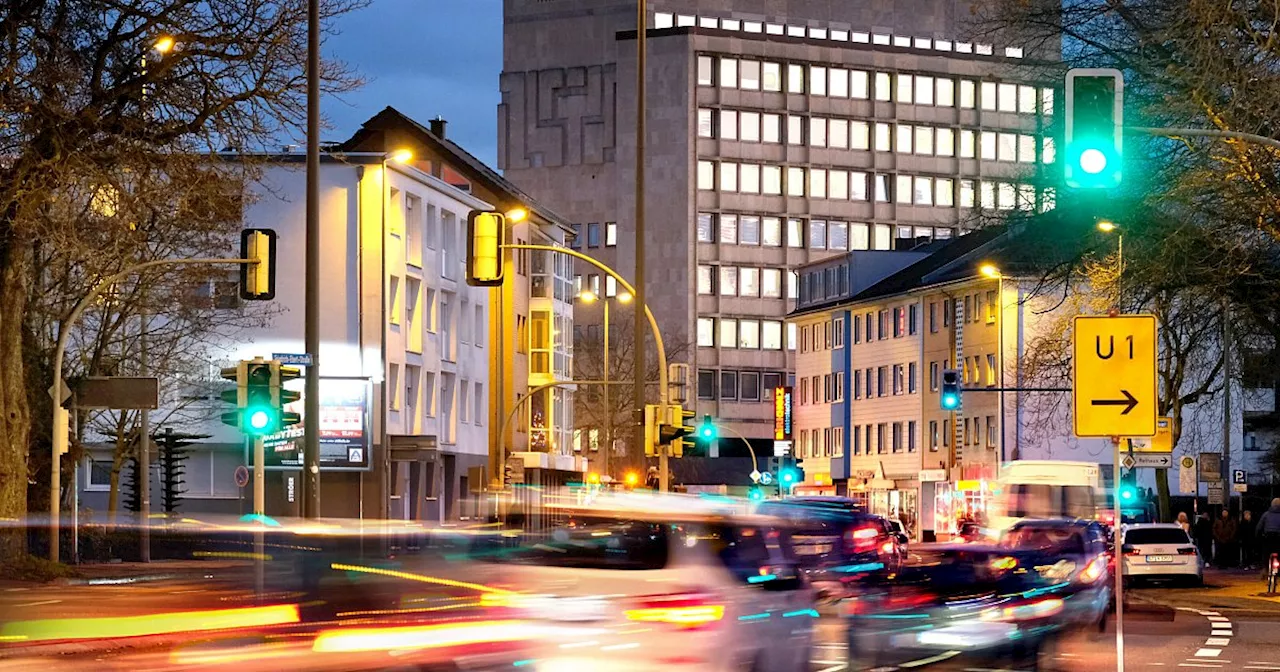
[261,377,372,471]
[773,386,793,441]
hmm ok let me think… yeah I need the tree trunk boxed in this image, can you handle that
[1155,468,1171,522]
[0,238,32,562]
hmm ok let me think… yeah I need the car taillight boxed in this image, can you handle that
[845,526,879,552]
[1178,548,1197,556]
[1080,555,1107,583]
[625,593,724,629]
[980,597,1064,623]
[880,541,896,554]
[1121,545,1140,556]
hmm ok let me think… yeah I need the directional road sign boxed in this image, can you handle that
[1131,453,1172,469]
[1073,314,1158,438]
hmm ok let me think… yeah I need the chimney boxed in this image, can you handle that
[429,116,447,139]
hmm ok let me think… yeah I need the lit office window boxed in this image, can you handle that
[852,70,869,98]
[740,60,761,90]
[1019,85,1037,113]
[720,58,738,88]
[981,81,997,110]
[916,76,934,105]
[787,63,804,94]
[719,162,738,192]
[720,110,738,141]
[895,124,913,153]
[762,62,782,91]
[936,178,954,207]
[809,169,827,199]
[850,172,868,201]
[697,161,714,190]
[762,166,782,195]
[915,126,933,155]
[810,66,827,96]
[875,72,892,101]
[960,79,976,108]
[999,83,1017,112]
[896,175,913,204]
[830,68,849,97]
[896,73,913,103]
[762,113,781,143]
[936,127,954,157]
[787,167,805,197]
[740,111,760,142]
[697,109,713,138]
[851,121,870,150]
[936,78,954,106]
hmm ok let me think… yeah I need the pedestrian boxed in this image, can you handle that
[1177,512,1191,535]
[1239,510,1256,569]
[1256,498,1280,576]
[1193,512,1214,562]
[1213,509,1238,568]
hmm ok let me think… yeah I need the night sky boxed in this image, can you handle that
[327,0,502,165]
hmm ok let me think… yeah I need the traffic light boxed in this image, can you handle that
[778,456,803,494]
[239,228,277,300]
[940,369,962,410]
[662,406,696,457]
[624,471,639,488]
[273,362,302,429]
[748,485,765,502]
[243,360,275,434]
[1118,469,1138,503]
[1065,68,1124,189]
[643,404,659,457]
[466,210,506,287]
[220,358,300,436]
[698,414,716,441]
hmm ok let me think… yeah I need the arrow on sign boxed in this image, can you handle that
[1090,390,1138,415]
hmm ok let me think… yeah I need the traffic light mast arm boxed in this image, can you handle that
[48,255,255,562]
[1129,126,1280,152]
[709,421,760,476]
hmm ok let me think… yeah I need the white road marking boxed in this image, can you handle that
[1211,630,1233,636]
[1178,665,1223,669]
[1205,638,1230,646]
[1201,611,1221,616]
[12,599,61,608]
[1194,649,1222,657]
[815,664,848,672]
[1243,667,1280,671]
[812,660,846,665]
[899,650,960,667]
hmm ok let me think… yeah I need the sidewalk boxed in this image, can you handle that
[1127,567,1280,619]
[0,559,252,590]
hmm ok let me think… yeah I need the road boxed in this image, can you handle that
[807,603,1254,671]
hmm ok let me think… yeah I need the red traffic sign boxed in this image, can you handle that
[234,465,250,488]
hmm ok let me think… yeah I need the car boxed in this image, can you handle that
[754,497,904,600]
[467,500,815,672]
[1120,523,1204,585]
[999,519,1113,630]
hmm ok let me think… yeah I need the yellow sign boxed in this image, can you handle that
[1072,314,1158,438]
[1132,416,1173,453]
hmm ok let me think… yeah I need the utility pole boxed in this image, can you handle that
[633,0,650,486]
[1223,300,1232,513]
[139,310,151,562]
[303,0,321,518]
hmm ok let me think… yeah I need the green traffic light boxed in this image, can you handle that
[699,414,716,440]
[248,409,271,431]
[781,469,796,484]
[941,393,960,410]
[1079,148,1107,174]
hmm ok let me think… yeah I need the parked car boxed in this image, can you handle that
[468,500,815,672]
[1120,523,1204,585]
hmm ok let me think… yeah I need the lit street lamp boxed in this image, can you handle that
[1097,220,1123,308]
[577,289,632,477]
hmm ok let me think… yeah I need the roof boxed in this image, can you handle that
[340,107,572,234]
[789,225,1009,317]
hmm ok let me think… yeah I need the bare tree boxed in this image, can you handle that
[0,0,365,560]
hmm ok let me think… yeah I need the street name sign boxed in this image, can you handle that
[1073,314,1158,438]
[273,353,313,367]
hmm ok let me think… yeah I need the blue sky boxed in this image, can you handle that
[327,0,503,165]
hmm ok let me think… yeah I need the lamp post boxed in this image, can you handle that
[577,289,633,478]
[979,264,1007,468]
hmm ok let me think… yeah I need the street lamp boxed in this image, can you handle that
[505,207,529,223]
[979,262,1007,467]
[152,35,175,54]
[1097,220,1123,309]
[577,289,630,478]
[390,148,413,164]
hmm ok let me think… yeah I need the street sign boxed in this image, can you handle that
[920,469,948,482]
[759,472,774,485]
[773,440,792,457]
[749,469,761,483]
[48,380,71,406]
[234,465,250,488]
[1208,481,1225,505]
[1131,453,1172,469]
[1131,417,1173,453]
[1121,453,1136,470]
[1179,456,1196,493]
[273,353,313,366]
[1072,314,1158,438]
[1233,469,1247,485]
[1199,452,1222,481]
[76,377,159,410]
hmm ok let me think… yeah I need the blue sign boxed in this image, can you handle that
[273,353,313,366]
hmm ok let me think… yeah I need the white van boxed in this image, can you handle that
[988,461,1103,534]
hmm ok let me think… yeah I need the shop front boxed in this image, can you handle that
[932,478,994,540]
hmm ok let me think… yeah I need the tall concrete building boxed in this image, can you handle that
[499,0,1056,456]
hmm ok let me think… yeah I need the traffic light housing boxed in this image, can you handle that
[466,211,506,287]
[777,456,803,494]
[274,362,303,429]
[220,358,301,436]
[1118,469,1138,503]
[748,485,765,502]
[660,406,696,457]
[698,414,716,441]
[1065,68,1123,189]
[644,404,659,457]
[240,228,277,300]
[940,368,962,410]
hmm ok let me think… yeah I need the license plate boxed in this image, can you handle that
[1145,555,1173,563]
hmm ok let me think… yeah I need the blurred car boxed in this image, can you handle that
[886,518,911,554]
[468,508,814,672]
[754,497,903,600]
[1120,523,1204,585]
[846,519,1111,671]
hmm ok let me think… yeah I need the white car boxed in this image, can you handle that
[1121,523,1204,585]
[469,501,815,671]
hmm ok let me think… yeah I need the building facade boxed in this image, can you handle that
[500,0,1057,452]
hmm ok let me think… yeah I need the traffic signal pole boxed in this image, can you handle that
[303,0,321,520]
[633,0,650,492]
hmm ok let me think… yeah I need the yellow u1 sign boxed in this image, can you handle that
[1072,314,1158,438]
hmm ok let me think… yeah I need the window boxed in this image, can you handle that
[740,215,761,245]
[892,422,903,453]
[697,56,713,86]
[719,319,737,348]
[936,127,954,157]
[762,62,782,91]
[739,267,760,297]
[943,419,951,448]
[720,162,738,192]
[720,110,738,140]
[999,83,1017,112]
[720,371,738,400]
[810,169,827,199]
[829,220,848,251]
[762,321,782,349]
[740,371,761,401]
[893,364,904,395]
[875,72,891,100]
[762,166,782,195]
[740,60,761,90]
[789,270,799,299]
[960,130,975,158]
[998,133,1017,162]
[739,320,760,349]
[1043,137,1056,164]
[1019,134,1036,163]
[763,217,782,247]
[787,167,805,196]
[474,304,484,347]
[788,115,803,145]
[908,304,919,335]
[908,362,918,394]
[865,367,873,398]
[763,372,783,397]
[787,63,804,93]
[937,77,954,106]
[809,117,826,147]
[874,123,891,152]
[834,427,844,457]
[739,163,760,193]
[1019,84,1037,113]
[698,370,715,399]
[697,318,714,347]
[960,79,976,108]
[961,179,975,208]
[388,363,401,410]
[459,379,470,424]
[930,421,939,451]
[875,174,890,202]
[908,421,917,452]
[981,81,997,110]
[720,58,738,88]
[829,118,849,149]
[853,425,862,455]
[987,416,998,448]
[877,366,888,397]
[936,178,954,207]
[810,66,827,95]
[697,265,714,294]
[915,126,933,155]
[896,73,913,103]
[830,68,849,97]
[719,266,738,295]
[697,161,715,190]
[914,176,933,205]
[740,111,760,142]
[719,214,738,245]
[809,219,826,249]
[605,222,617,246]
[896,124,912,153]
[696,213,714,243]
[987,353,998,386]
[834,372,845,402]
[851,121,870,150]
[787,218,803,247]
[896,175,912,204]
[981,131,997,160]
[697,109,713,138]
[762,268,782,297]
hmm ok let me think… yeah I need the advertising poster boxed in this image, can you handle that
[261,377,372,471]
